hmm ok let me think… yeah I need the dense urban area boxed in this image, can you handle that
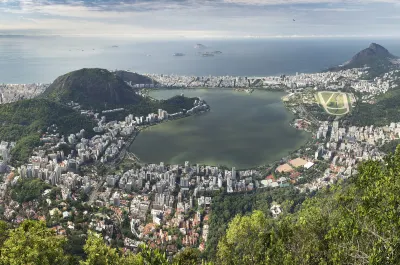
[2,43,400,264]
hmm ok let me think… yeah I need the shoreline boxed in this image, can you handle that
[127,88,313,171]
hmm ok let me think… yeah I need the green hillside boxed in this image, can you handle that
[42,68,143,109]
[0,98,95,164]
[345,85,400,126]
[114,70,157,85]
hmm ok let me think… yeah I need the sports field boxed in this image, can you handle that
[316,91,351,116]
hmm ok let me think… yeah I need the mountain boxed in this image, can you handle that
[114,70,157,85]
[42,68,143,109]
[342,43,398,68]
[326,43,399,78]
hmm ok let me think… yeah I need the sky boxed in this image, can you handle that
[1,0,400,39]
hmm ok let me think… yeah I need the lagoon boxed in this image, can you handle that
[129,89,310,169]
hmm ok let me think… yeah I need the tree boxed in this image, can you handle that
[173,248,201,265]
[137,244,169,265]
[217,211,272,265]
[80,231,125,265]
[0,220,69,265]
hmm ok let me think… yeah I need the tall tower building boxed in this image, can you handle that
[232,167,236,180]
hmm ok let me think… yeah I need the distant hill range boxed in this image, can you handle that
[330,43,399,75]
[42,68,143,109]
[114,70,157,85]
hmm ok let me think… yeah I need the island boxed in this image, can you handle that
[194,43,207,49]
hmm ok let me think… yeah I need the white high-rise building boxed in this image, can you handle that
[113,192,120,206]
[232,167,236,179]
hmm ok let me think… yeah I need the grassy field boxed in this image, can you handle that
[327,94,345,108]
[320,92,333,103]
[317,91,351,116]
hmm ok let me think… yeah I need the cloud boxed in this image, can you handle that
[1,0,400,38]
[223,0,399,4]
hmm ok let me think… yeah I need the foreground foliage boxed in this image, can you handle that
[217,146,400,265]
[0,221,210,265]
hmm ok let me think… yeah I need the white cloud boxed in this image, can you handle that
[223,0,399,4]
[1,0,400,38]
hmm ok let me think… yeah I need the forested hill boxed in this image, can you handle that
[0,98,95,164]
[42,68,143,109]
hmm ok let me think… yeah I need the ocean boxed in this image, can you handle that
[1,36,400,84]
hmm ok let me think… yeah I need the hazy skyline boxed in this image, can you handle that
[1,0,400,38]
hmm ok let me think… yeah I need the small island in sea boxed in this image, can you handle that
[194,43,207,49]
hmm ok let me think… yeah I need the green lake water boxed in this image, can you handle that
[129,89,310,169]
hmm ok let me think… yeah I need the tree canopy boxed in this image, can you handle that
[217,146,400,265]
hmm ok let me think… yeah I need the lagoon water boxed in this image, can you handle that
[129,89,310,169]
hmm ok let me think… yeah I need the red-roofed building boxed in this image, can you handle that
[290,172,301,179]
[265,175,275,181]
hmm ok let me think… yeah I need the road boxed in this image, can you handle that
[88,129,141,204]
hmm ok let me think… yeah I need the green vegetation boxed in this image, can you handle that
[379,139,400,154]
[326,107,348,115]
[345,88,400,126]
[42,68,142,109]
[1,69,197,165]
[114,70,157,85]
[205,187,310,259]
[173,248,202,265]
[315,91,350,117]
[42,68,196,114]
[320,92,332,103]
[0,220,69,265]
[0,221,211,265]
[0,98,95,164]
[216,146,400,265]
[329,43,398,79]
[11,178,51,203]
